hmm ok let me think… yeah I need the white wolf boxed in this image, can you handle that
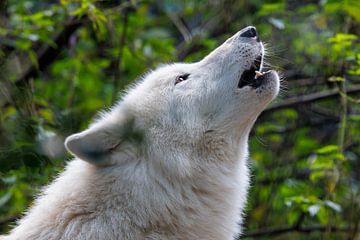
[2,26,279,240]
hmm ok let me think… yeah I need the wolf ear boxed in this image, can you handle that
[65,118,144,165]
[65,127,121,166]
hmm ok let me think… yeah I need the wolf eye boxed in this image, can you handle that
[175,74,190,85]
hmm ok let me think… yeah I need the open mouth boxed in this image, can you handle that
[238,55,268,88]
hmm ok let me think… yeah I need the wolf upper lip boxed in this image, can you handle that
[238,55,264,88]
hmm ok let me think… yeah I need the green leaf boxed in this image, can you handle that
[328,76,345,82]
[343,0,360,22]
[308,204,321,216]
[316,145,339,154]
[350,115,360,121]
[257,3,285,17]
[316,205,328,224]
[310,170,325,182]
[269,18,285,30]
[328,33,358,44]
[324,200,342,212]
[0,192,12,207]
[28,50,39,69]
[1,175,17,184]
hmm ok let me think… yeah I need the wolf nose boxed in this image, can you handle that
[239,26,257,38]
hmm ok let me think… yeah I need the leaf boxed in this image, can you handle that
[308,204,321,216]
[350,115,360,121]
[269,18,285,30]
[0,192,12,207]
[328,76,345,82]
[316,145,339,154]
[324,200,342,212]
[328,33,358,44]
[316,205,328,224]
[257,3,285,17]
[60,0,69,6]
[28,50,39,69]
[14,39,32,50]
[1,106,17,121]
[38,109,54,124]
[27,34,39,42]
[343,0,360,22]
[310,170,325,182]
[1,175,16,184]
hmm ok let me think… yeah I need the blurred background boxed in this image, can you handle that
[0,0,360,239]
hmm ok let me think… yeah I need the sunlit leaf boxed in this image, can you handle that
[324,200,342,212]
[0,192,12,208]
[316,145,339,154]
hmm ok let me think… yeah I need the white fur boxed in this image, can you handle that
[1,27,279,240]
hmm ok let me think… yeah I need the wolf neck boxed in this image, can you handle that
[136,132,250,237]
[12,132,250,239]
[143,122,251,180]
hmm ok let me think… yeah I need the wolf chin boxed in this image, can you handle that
[1,26,279,240]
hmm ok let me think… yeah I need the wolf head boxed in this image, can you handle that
[65,26,279,175]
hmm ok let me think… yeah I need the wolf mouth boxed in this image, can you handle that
[238,55,265,88]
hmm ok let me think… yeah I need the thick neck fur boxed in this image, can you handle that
[6,128,250,240]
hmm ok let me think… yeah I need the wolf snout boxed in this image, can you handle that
[239,26,260,42]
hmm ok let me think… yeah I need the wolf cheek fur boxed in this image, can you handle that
[2,26,279,240]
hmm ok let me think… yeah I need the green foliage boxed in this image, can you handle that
[1,0,360,239]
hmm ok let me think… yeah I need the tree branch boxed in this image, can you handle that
[167,12,192,43]
[12,2,136,88]
[264,84,360,113]
[111,5,130,104]
[241,224,355,238]
[14,17,85,87]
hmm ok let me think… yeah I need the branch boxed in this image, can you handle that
[14,17,85,87]
[13,2,136,88]
[111,4,130,104]
[256,171,309,185]
[264,84,360,113]
[286,77,325,87]
[241,224,355,238]
[167,12,192,43]
[176,7,234,61]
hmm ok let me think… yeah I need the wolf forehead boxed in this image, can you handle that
[123,63,210,108]
[134,63,199,86]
